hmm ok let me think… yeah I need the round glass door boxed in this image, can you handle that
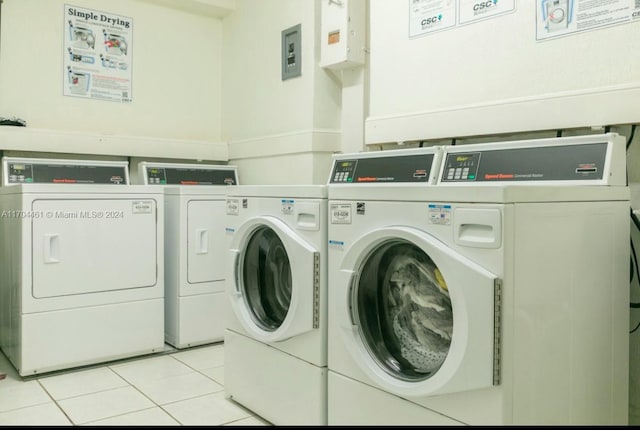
[354,239,453,382]
[241,226,292,332]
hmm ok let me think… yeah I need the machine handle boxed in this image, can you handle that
[347,271,357,326]
[44,234,60,264]
[232,251,241,296]
[196,229,208,254]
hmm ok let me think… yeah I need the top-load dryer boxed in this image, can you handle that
[327,134,629,425]
[0,157,164,376]
[138,162,238,349]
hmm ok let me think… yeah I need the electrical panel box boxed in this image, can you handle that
[282,24,301,80]
[320,0,365,70]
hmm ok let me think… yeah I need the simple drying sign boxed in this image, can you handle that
[64,4,133,102]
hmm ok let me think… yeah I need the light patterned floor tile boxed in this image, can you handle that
[87,407,179,426]
[38,367,128,400]
[57,386,154,424]
[131,371,223,405]
[200,365,224,385]
[0,367,29,390]
[171,344,224,370]
[162,391,252,425]
[224,415,272,426]
[0,402,71,425]
[0,379,52,413]
[109,355,192,384]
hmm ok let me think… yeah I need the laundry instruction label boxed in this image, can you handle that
[281,199,294,215]
[226,199,240,215]
[330,204,352,224]
[132,200,153,214]
[428,203,451,224]
[458,0,516,25]
[64,4,133,102]
[536,0,640,41]
[409,0,516,38]
[328,239,345,250]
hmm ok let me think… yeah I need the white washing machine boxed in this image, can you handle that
[138,162,238,349]
[629,182,640,425]
[0,157,164,376]
[223,185,327,425]
[327,134,630,425]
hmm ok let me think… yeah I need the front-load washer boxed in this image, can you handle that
[0,157,164,376]
[629,183,640,425]
[327,133,629,425]
[138,162,238,349]
[223,185,327,425]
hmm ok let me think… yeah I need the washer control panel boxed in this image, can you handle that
[441,143,607,183]
[329,153,437,184]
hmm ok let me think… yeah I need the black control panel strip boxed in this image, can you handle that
[145,167,237,185]
[441,143,607,183]
[7,163,128,185]
[330,154,435,184]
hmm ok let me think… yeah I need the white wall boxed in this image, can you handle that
[0,0,226,160]
[366,1,640,144]
[222,0,342,184]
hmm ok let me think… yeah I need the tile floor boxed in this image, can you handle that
[0,343,271,426]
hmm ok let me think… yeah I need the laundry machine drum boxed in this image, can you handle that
[354,239,453,382]
[241,226,293,332]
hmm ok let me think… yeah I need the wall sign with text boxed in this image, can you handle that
[63,4,133,103]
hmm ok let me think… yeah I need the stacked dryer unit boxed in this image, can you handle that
[326,134,630,425]
[0,157,164,376]
[223,185,328,425]
[138,162,238,349]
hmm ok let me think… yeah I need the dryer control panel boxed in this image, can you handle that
[2,157,129,186]
[141,163,238,186]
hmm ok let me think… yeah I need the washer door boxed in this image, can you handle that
[228,216,320,343]
[335,226,500,397]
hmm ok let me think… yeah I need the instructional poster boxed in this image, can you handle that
[409,0,516,38]
[63,4,132,102]
[409,0,457,37]
[536,0,640,40]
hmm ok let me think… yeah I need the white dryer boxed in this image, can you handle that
[223,186,327,425]
[139,162,238,349]
[0,157,164,376]
[327,134,629,425]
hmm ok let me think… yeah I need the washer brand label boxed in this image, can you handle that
[226,199,240,216]
[356,202,365,215]
[132,200,152,214]
[225,227,235,235]
[428,203,451,225]
[330,204,352,224]
[281,199,294,215]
